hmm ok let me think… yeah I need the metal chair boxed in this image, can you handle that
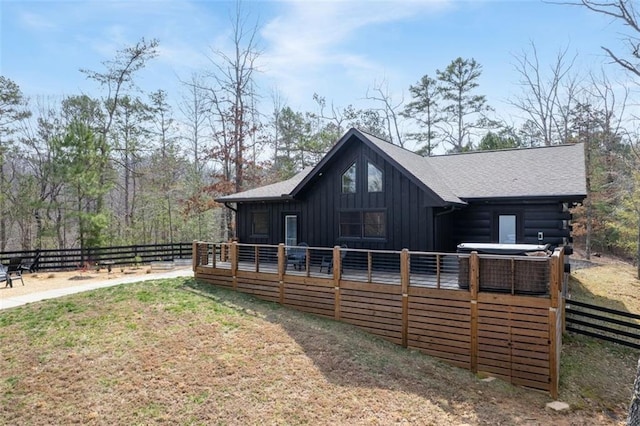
[7,257,24,286]
[20,251,41,273]
[0,264,11,288]
[320,244,347,274]
[286,243,308,270]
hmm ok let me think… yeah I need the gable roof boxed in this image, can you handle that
[216,128,586,204]
[290,128,463,205]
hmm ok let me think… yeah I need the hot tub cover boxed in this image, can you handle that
[457,243,550,255]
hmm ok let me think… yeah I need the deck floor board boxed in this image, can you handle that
[205,260,462,290]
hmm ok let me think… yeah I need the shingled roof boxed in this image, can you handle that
[429,143,586,199]
[216,128,586,204]
[215,166,313,203]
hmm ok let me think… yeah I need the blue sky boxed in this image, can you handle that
[0,0,632,128]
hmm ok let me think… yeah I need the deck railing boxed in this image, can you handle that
[194,242,552,293]
[192,241,564,398]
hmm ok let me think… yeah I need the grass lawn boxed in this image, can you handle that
[0,273,637,425]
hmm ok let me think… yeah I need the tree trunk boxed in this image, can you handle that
[584,139,592,259]
[628,357,640,426]
[637,214,640,281]
[586,196,592,260]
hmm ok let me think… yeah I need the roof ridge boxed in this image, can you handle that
[358,130,463,205]
[429,142,582,158]
[355,128,428,157]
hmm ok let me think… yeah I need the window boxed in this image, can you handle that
[339,210,386,239]
[251,211,269,236]
[498,215,516,244]
[342,162,356,193]
[363,211,385,237]
[339,211,361,238]
[367,162,383,192]
[284,215,298,246]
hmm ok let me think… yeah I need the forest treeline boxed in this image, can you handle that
[1,1,640,271]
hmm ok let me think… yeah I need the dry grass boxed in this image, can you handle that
[0,272,635,424]
[561,261,640,422]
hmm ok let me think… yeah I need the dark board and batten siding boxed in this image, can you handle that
[237,139,440,252]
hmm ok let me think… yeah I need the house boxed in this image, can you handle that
[216,128,586,253]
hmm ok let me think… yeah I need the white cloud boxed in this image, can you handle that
[18,11,57,31]
[259,0,452,108]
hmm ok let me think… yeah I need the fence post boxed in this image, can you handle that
[192,241,198,272]
[334,245,341,321]
[204,242,212,267]
[221,244,227,263]
[470,251,479,373]
[549,248,562,399]
[231,242,238,290]
[278,243,285,305]
[305,246,310,277]
[401,249,410,348]
[255,245,260,273]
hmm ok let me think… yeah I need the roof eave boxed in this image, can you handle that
[460,193,587,203]
[215,194,293,203]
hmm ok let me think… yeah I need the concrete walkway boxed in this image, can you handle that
[0,268,194,311]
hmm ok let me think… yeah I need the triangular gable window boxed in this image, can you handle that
[367,162,383,192]
[342,162,356,193]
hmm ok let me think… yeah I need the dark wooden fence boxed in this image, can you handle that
[194,241,564,398]
[0,242,192,271]
[565,299,640,350]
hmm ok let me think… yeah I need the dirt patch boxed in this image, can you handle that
[0,266,172,299]
[68,275,97,281]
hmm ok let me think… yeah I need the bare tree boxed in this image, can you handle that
[200,3,261,240]
[179,73,212,239]
[312,93,391,143]
[509,42,579,146]
[207,3,260,194]
[565,1,640,78]
[366,78,404,147]
[311,93,350,139]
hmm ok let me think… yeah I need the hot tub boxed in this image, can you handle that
[457,243,551,294]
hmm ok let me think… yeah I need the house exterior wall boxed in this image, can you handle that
[232,134,580,253]
[235,139,441,251]
[447,199,573,251]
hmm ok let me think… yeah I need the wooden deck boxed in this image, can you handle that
[208,260,461,290]
[193,241,564,398]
